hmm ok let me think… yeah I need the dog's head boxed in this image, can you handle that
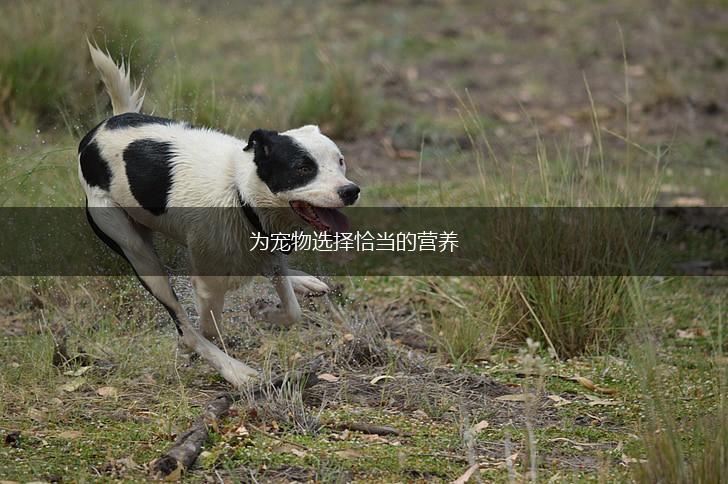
[243,125,359,233]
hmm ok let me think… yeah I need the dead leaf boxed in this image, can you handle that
[342,333,355,342]
[495,393,536,402]
[335,449,364,459]
[588,398,619,406]
[234,423,250,437]
[677,327,710,339]
[453,463,480,484]
[360,434,388,443]
[412,409,430,420]
[60,378,85,392]
[569,376,617,395]
[370,375,395,385]
[317,373,340,383]
[57,430,83,439]
[332,429,351,441]
[96,386,118,398]
[621,453,647,465]
[63,365,92,377]
[273,443,307,458]
[471,420,489,434]
[28,407,46,422]
[547,394,571,406]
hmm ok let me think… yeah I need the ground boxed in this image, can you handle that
[1,0,727,482]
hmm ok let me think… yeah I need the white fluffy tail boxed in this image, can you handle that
[87,40,145,115]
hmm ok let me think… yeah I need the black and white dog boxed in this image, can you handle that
[79,43,359,387]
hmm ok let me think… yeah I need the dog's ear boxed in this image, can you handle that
[244,129,278,157]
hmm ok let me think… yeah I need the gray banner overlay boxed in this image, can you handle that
[1,207,726,276]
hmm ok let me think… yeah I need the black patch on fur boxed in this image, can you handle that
[79,140,112,191]
[244,129,318,193]
[78,120,104,153]
[123,139,175,215]
[241,201,266,235]
[105,112,174,130]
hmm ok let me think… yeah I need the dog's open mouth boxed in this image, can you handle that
[290,201,350,234]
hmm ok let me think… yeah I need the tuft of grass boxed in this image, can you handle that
[245,375,322,435]
[291,55,375,140]
[425,277,511,365]
[503,276,632,359]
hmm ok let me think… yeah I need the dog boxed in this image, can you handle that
[79,43,360,387]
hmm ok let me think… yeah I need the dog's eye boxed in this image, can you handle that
[298,165,314,174]
[339,157,345,167]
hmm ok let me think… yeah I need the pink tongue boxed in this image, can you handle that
[313,207,350,233]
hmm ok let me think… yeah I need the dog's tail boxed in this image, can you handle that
[87,40,144,115]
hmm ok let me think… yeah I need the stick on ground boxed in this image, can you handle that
[149,356,325,480]
[149,393,233,480]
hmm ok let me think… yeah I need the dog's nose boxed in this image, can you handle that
[338,184,360,206]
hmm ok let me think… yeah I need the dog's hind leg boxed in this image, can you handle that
[192,276,228,341]
[86,199,257,387]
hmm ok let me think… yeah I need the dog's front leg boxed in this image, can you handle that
[250,275,302,328]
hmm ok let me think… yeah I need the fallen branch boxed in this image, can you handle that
[149,393,233,480]
[149,356,325,480]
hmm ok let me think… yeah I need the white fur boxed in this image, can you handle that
[80,45,356,388]
[88,41,145,115]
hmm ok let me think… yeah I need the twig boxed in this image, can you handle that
[332,421,408,436]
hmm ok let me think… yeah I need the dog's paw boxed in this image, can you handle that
[220,359,259,389]
[289,275,330,297]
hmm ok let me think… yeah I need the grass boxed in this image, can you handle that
[1,0,727,481]
[291,57,375,140]
[0,1,157,132]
